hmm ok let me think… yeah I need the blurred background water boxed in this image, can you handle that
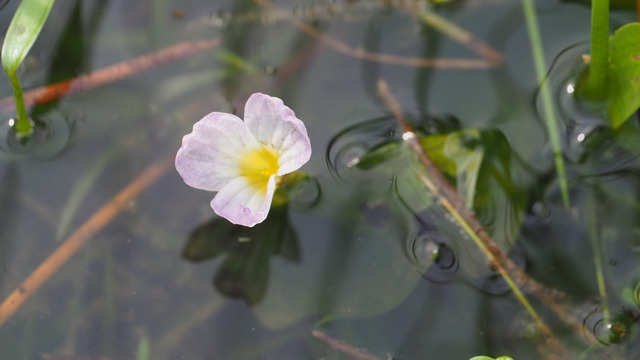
[0,0,639,359]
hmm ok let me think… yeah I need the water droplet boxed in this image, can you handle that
[566,83,575,94]
[401,131,415,141]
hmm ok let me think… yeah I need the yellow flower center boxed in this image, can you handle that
[238,146,280,192]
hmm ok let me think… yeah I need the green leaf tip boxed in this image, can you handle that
[608,22,640,129]
[1,0,56,73]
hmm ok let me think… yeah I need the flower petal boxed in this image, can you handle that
[175,112,260,191]
[211,175,277,227]
[243,93,312,174]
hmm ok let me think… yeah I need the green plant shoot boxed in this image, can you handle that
[583,0,609,101]
[579,0,640,128]
[1,0,56,137]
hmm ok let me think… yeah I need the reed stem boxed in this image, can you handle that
[584,0,610,101]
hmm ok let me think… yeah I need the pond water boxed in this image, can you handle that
[1,0,640,359]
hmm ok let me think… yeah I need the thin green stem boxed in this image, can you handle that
[423,170,543,323]
[521,0,570,207]
[587,191,609,321]
[585,0,610,100]
[7,71,32,137]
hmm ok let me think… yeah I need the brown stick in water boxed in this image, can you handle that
[0,157,172,328]
[0,38,220,112]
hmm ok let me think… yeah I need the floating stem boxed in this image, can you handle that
[521,0,570,207]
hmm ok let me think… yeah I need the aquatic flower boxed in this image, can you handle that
[175,93,312,227]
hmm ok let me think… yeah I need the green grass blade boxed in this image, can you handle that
[521,0,570,206]
[1,0,56,73]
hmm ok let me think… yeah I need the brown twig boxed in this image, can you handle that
[312,330,383,360]
[0,39,220,112]
[0,157,172,328]
[376,78,574,358]
[254,0,499,69]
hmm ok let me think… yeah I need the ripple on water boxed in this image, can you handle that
[0,112,71,159]
[583,307,634,345]
[409,230,459,282]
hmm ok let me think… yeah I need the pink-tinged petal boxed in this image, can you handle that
[211,175,277,227]
[243,93,311,174]
[175,112,260,191]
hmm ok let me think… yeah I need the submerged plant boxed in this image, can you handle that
[1,0,56,138]
[175,93,312,227]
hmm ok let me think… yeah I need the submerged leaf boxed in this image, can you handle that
[608,22,640,128]
[182,207,300,305]
[1,0,56,73]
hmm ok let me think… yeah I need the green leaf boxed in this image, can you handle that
[608,22,640,129]
[1,0,56,73]
[356,141,401,170]
[182,208,300,305]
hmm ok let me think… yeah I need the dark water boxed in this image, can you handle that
[0,0,639,359]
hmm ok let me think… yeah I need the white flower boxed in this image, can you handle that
[175,93,312,227]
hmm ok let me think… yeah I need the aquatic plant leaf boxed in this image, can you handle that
[608,22,640,129]
[182,219,238,262]
[358,130,483,207]
[356,141,401,170]
[397,129,525,284]
[214,247,270,305]
[1,0,56,73]
[183,207,299,305]
[421,130,483,208]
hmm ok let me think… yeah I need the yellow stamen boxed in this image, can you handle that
[238,146,279,193]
